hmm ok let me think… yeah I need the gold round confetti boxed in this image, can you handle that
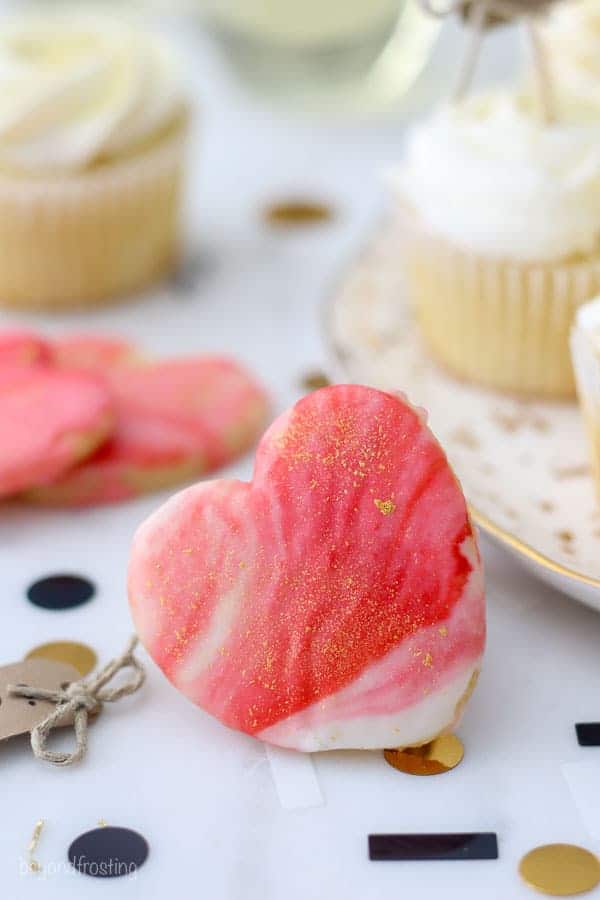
[263,200,335,228]
[383,734,464,776]
[519,844,600,897]
[300,370,331,392]
[26,641,97,677]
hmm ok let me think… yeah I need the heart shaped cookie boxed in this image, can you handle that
[0,330,49,367]
[27,337,269,506]
[129,385,485,751]
[0,364,113,498]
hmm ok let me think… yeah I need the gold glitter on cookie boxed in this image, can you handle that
[374,498,396,516]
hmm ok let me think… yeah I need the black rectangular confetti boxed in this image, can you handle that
[368,833,499,862]
[575,723,600,747]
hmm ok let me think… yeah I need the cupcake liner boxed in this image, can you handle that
[0,120,187,311]
[399,208,600,398]
[571,323,600,497]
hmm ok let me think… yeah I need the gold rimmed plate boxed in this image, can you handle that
[326,226,600,612]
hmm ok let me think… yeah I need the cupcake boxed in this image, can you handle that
[392,90,600,398]
[571,296,600,497]
[0,17,188,311]
[540,0,600,117]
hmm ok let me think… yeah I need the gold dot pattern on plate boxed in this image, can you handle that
[519,844,600,896]
[26,641,97,677]
[553,464,591,481]
[449,427,481,451]
[383,734,464,776]
[263,200,335,228]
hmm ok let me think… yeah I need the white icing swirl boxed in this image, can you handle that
[0,17,186,173]
[392,92,600,262]
[541,0,600,115]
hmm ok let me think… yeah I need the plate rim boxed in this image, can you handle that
[470,504,600,589]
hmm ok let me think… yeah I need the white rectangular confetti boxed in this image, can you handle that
[562,760,600,841]
[266,745,324,810]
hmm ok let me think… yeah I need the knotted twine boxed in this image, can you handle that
[8,636,145,767]
[418,0,557,120]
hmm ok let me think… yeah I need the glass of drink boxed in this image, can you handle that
[198,0,441,114]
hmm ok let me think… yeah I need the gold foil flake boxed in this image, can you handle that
[519,844,600,896]
[422,652,433,668]
[374,499,396,516]
[384,734,464,776]
[438,626,448,637]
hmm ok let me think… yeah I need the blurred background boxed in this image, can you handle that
[0,0,520,115]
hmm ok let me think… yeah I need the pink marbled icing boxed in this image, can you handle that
[30,339,269,506]
[0,331,49,368]
[0,365,113,497]
[129,385,485,750]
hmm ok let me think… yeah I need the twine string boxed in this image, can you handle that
[526,18,556,123]
[8,636,145,767]
[418,0,556,120]
[454,0,491,100]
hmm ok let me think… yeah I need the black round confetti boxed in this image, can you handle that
[27,575,96,611]
[68,827,149,879]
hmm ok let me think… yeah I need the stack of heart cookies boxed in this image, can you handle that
[0,331,269,507]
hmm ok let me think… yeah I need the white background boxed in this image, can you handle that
[1,10,600,899]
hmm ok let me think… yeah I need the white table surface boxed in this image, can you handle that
[1,13,600,900]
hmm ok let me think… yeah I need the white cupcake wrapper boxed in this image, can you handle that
[0,123,187,310]
[571,324,600,492]
[399,209,600,398]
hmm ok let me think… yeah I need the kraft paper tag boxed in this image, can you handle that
[0,659,80,743]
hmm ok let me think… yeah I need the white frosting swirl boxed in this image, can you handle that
[393,92,600,262]
[541,0,600,115]
[0,17,186,174]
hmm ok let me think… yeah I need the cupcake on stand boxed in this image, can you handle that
[329,0,600,605]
